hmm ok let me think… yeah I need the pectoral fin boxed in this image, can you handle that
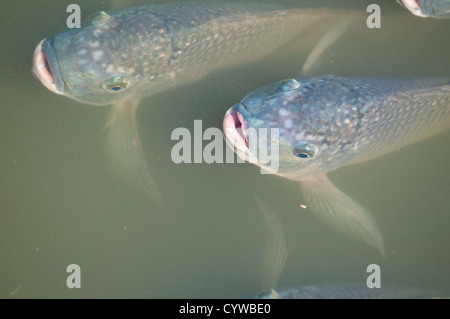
[300,17,356,76]
[105,99,161,203]
[255,195,288,292]
[300,174,385,256]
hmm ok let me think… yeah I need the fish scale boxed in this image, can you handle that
[239,76,450,177]
[346,77,450,164]
[249,282,445,299]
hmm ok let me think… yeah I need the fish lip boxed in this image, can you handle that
[396,0,427,17]
[223,103,251,151]
[33,38,65,95]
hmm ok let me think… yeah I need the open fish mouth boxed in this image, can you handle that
[396,0,427,17]
[223,103,250,152]
[33,38,64,95]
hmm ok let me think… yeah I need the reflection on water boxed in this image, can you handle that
[0,0,449,298]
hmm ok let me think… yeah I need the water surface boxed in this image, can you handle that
[0,0,449,298]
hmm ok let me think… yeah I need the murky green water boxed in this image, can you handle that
[0,0,449,298]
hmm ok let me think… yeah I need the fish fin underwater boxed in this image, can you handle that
[300,174,386,257]
[247,198,444,299]
[104,99,161,203]
[254,195,289,292]
[103,0,163,203]
[300,16,356,76]
[298,18,388,256]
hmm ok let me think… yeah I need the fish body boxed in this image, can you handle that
[224,76,450,254]
[249,282,445,299]
[33,2,339,105]
[33,2,347,200]
[225,76,450,179]
[397,0,450,18]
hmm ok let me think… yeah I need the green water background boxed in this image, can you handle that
[0,0,449,298]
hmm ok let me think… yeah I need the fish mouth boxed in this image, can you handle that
[223,103,254,156]
[396,0,427,17]
[33,38,65,95]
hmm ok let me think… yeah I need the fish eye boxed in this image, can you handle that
[293,150,315,158]
[292,143,319,159]
[273,78,301,94]
[102,76,131,92]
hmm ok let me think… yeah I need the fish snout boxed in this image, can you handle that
[33,39,64,95]
[223,103,251,150]
[396,0,427,17]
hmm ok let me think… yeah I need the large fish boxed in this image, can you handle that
[396,0,450,18]
[32,2,348,201]
[223,76,450,255]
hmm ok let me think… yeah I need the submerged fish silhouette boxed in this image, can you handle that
[250,282,445,299]
[248,197,446,299]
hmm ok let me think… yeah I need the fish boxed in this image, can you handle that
[224,76,450,255]
[249,282,445,299]
[32,2,350,201]
[396,0,450,18]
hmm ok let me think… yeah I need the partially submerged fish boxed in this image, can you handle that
[33,2,348,201]
[224,76,450,255]
[250,282,445,299]
[396,0,450,18]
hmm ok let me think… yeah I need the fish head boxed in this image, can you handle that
[396,0,450,18]
[396,0,427,17]
[224,76,363,180]
[33,10,172,105]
